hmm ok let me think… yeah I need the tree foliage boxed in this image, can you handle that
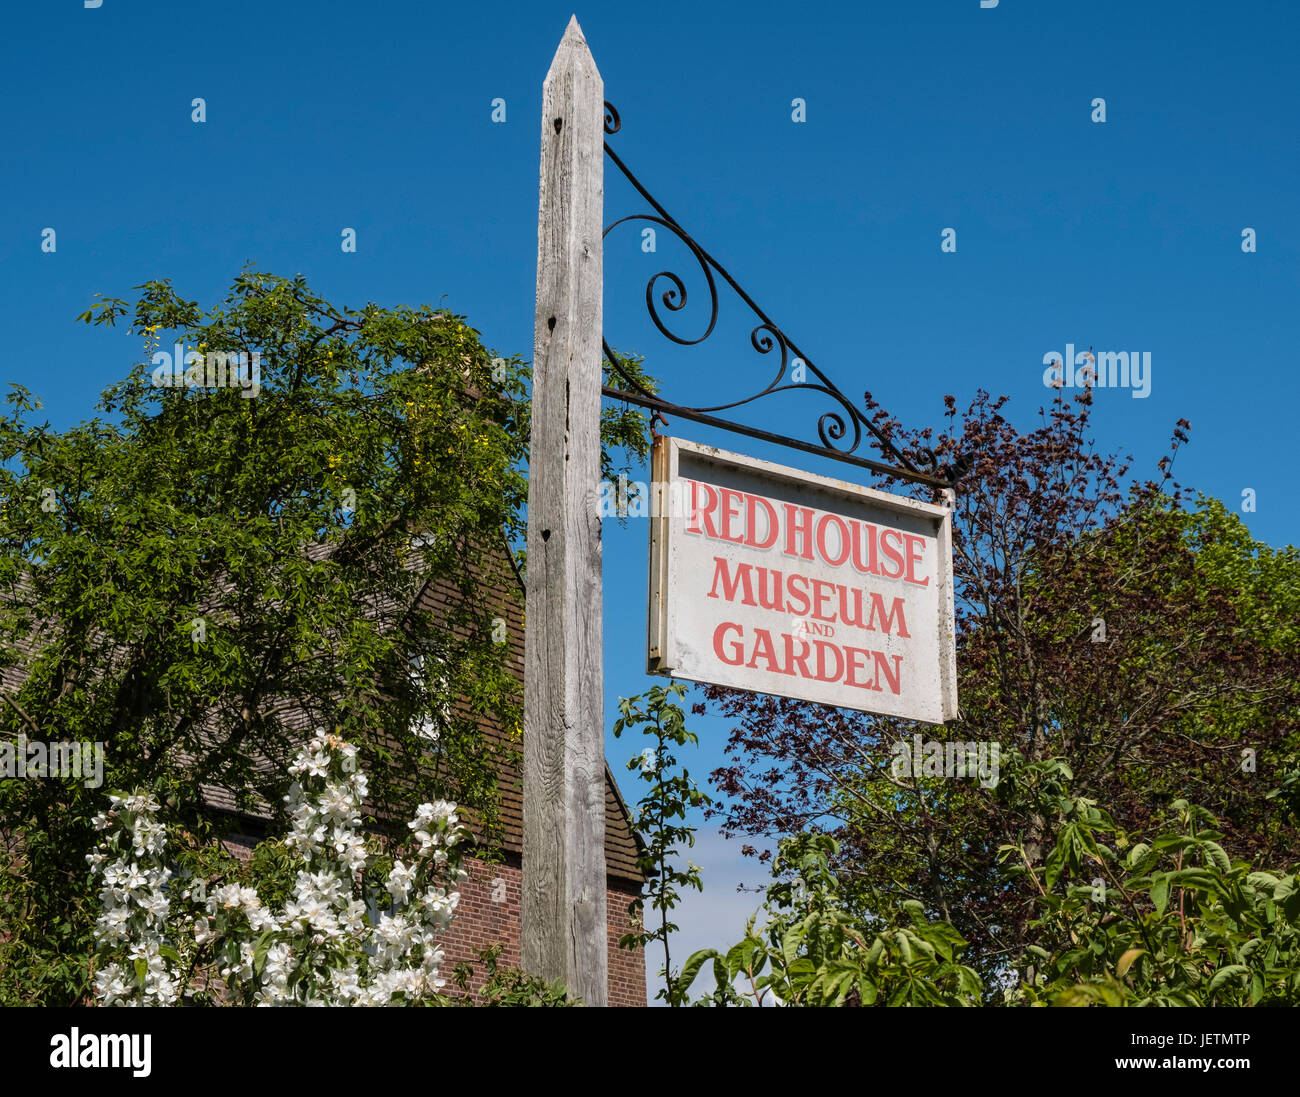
[701,388,1300,991]
[0,269,650,1004]
[682,833,981,1006]
[1000,759,1300,1006]
[612,683,711,1005]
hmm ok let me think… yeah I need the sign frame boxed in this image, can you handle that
[648,435,958,724]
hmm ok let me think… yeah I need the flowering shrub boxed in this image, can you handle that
[89,732,471,1006]
[87,793,181,1006]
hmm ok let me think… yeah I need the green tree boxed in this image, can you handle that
[0,269,651,1004]
[703,391,1300,992]
[613,683,711,1005]
[999,759,1300,1006]
[681,833,982,1006]
[684,768,1300,1006]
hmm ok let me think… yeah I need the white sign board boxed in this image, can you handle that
[648,437,957,724]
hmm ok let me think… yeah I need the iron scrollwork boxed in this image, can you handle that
[601,101,957,489]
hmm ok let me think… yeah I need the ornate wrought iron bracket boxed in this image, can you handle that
[600,100,961,491]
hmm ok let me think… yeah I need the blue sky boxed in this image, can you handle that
[3,1,1298,1002]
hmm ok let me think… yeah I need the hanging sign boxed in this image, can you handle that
[648,436,957,724]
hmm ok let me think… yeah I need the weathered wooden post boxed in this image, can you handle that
[522,15,608,1006]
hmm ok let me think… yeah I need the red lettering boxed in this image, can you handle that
[719,488,745,544]
[745,493,780,549]
[850,522,879,576]
[783,504,815,560]
[904,534,930,587]
[879,529,906,579]
[786,574,811,617]
[873,651,903,695]
[838,586,865,628]
[811,579,836,622]
[867,593,909,638]
[755,567,784,612]
[815,513,851,566]
[782,632,812,678]
[745,628,781,673]
[844,645,879,690]
[713,622,744,665]
[812,639,844,682]
[707,557,756,605]
[687,479,720,538]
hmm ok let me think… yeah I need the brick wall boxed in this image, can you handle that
[221,837,646,1006]
[439,854,647,1007]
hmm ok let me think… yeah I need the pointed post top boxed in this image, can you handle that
[546,15,600,82]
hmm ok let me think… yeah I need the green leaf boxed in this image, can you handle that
[1201,841,1231,872]
[1207,965,1249,995]
[1044,829,1069,891]
[781,922,808,968]
[1127,843,1162,876]
[252,930,275,975]
[725,938,762,980]
[1126,842,1152,869]
[1151,875,1171,915]
[678,948,723,993]
[1116,948,1145,977]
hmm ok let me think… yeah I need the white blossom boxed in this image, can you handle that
[90,729,470,1006]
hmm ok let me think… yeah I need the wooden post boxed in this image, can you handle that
[522,15,608,1006]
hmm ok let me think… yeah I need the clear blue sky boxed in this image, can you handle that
[3,1,1297,1001]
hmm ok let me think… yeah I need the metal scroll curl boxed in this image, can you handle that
[602,215,718,349]
[600,101,958,489]
[599,226,862,461]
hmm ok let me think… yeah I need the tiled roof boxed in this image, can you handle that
[408,545,644,885]
[1,538,645,886]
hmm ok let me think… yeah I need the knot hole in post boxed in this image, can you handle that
[547,316,556,332]
[553,117,563,134]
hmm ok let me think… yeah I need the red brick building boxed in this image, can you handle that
[3,544,648,1006]
[402,555,648,1005]
[213,548,648,1006]
[383,543,648,1004]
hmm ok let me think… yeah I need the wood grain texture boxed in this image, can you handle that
[521,15,608,1006]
